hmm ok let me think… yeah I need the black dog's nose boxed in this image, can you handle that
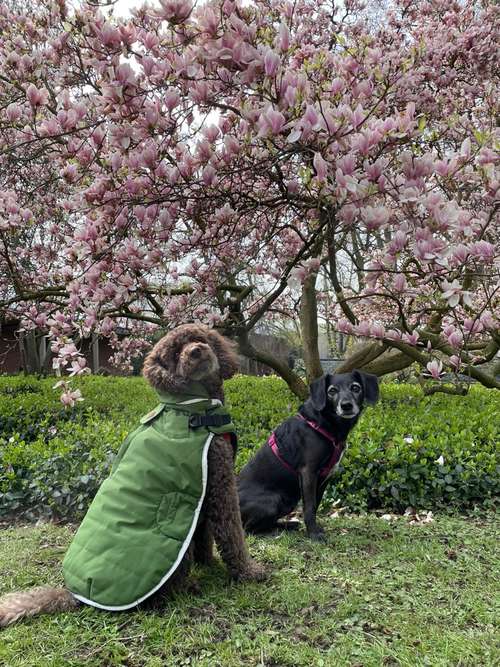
[340,401,353,412]
[190,347,202,358]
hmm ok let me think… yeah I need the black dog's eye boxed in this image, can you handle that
[351,383,361,393]
[327,386,338,394]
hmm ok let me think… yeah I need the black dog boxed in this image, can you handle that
[238,371,379,541]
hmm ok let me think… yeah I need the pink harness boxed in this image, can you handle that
[268,415,346,479]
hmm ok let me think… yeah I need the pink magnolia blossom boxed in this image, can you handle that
[313,152,328,181]
[202,165,217,186]
[361,206,390,231]
[59,343,79,358]
[464,318,483,334]
[403,332,420,346]
[6,103,22,122]
[331,77,344,95]
[264,49,280,77]
[370,323,386,338]
[337,319,354,335]
[469,240,495,261]
[451,244,469,264]
[335,169,358,193]
[69,357,89,377]
[386,330,402,341]
[393,274,407,292]
[441,279,473,308]
[257,108,286,136]
[26,84,49,107]
[355,322,372,337]
[446,331,463,349]
[365,157,388,182]
[351,104,364,128]
[0,0,497,396]
[477,148,497,166]
[426,360,443,379]
[164,88,180,111]
[158,0,193,23]
[60,388,84,407]
[276,23,290,52]
[460,137,471,158]
[480,311,496,330]
[337,154,356,176]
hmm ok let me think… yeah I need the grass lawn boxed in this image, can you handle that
[0,513,498,667]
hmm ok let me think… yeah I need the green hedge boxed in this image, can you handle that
[0,374,498,520]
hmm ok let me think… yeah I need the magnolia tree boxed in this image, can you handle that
[0,0,498,402]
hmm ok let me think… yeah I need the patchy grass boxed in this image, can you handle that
[0,513,498,666]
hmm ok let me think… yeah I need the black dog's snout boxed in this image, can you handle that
[340,400,353,412]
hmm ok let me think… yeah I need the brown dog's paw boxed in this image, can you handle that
[193,545,214,566]
[185,578,203,596]
[236,560,269,582]
[194,552,214,567]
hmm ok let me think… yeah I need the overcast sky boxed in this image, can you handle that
[112,0,137,17]
[105,0,160,18]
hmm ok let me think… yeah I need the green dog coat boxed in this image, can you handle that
[62,382,236,610]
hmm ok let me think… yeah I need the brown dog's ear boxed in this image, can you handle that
[354,370,380,404]
[205,328,240,379]
[142,333,187,393]
[309,374,329,412]
[142,324,208,393]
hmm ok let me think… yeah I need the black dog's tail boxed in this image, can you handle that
[0,586,78,627]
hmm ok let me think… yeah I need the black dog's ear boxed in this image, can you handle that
[309,374,329,412]
[354,370,379,404]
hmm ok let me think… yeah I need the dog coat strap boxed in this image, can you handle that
[268,432,298,476]
[188,414,232,429]
[188,414,238,456]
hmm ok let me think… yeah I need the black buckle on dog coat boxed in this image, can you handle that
[188,414,232,429]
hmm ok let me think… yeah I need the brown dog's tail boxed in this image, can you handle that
[0,587,78,627]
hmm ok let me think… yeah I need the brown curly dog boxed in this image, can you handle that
[0,324,266,627]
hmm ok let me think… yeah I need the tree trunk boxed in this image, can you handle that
[383,338,500,390]
[21,329,41,374]
[91,332,100,372]
[419,381,469,396]
[335,341,388,374]
[237,331,308,400]
[363,350,415,376]
[299,273,323,383]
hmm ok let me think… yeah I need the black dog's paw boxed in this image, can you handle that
[308,527,327,542]
[276,520,301,532]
